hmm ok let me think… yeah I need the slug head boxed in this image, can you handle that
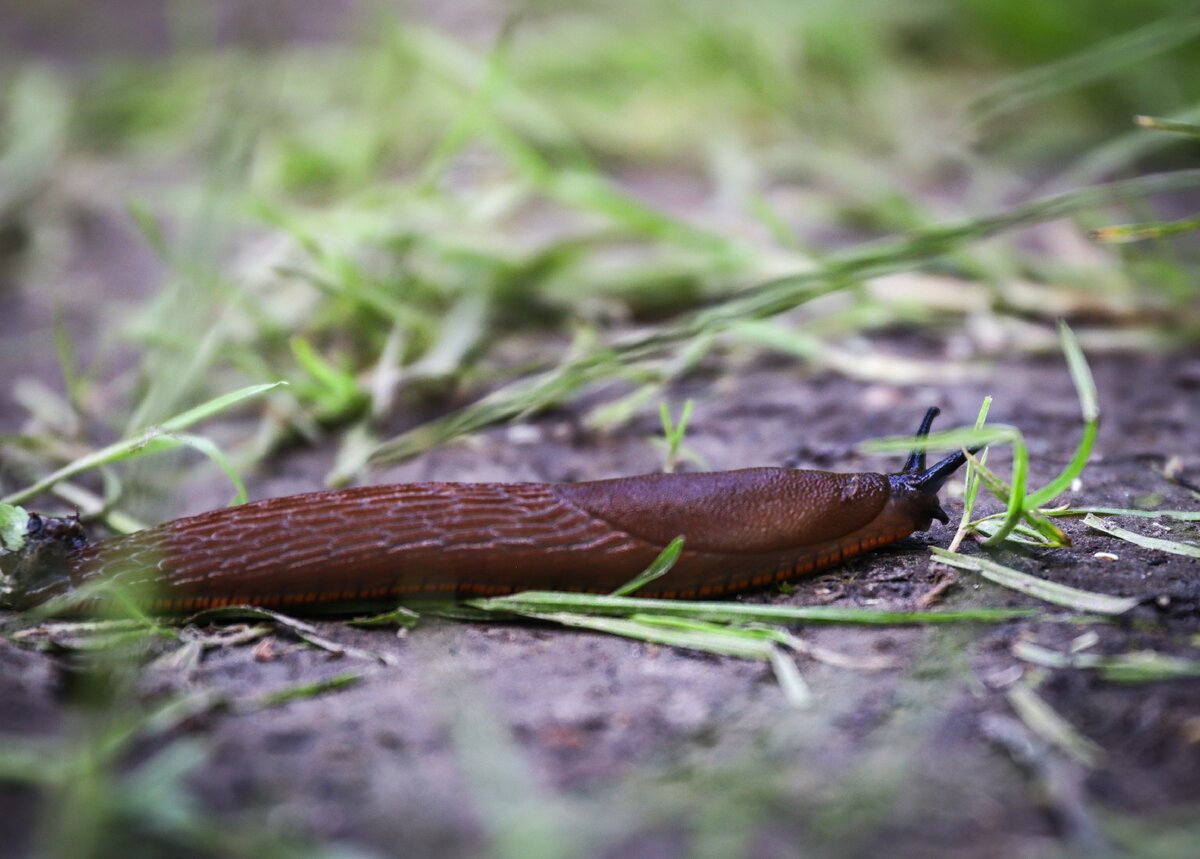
[885,407,972,532]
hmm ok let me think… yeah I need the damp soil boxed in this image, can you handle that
[2,349,1199,859]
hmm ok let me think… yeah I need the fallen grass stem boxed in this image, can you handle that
[1014,641,1200,683]
[1083,513,1200,558]
[253,672,365,710]
[465,591,1035,625]
[1049,507,1200,522]
[930,548,1138,616]
[1006,681,1104,768]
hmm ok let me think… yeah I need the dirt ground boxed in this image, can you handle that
[2,345,1199,858]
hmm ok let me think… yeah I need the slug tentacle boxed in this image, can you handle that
[882,410,975,531]
[901,406,941,474]
[912,449,972,494]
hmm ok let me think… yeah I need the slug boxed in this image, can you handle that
[1,409,968,613]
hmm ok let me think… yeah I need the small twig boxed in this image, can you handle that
[916,569,959,609]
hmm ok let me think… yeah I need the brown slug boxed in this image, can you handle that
[2,408,967,613]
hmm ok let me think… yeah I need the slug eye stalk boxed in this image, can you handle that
[912,449,972,495]
[887,407,973,526]
[901,406,941,475]
[896,406,972,492]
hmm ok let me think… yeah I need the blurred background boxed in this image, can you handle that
[2,0,1198,490]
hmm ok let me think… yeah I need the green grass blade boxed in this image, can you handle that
[1090,213,1200,243]
[969,12,1200,125]
[960,455,1070,547]
[255,672,364,709]
[987,322,1096,539]
[983,438,1029,547]
[158,382,287,433]
[1093,652,1200,683]
[290,338,360,400]
[3,383,284,505]
[769,647,814,710]
[861,425,1020,456]
[1135,115,1200,137]
[1083,514,1200,559]
[610,537,685,597]
[0,741,63,784]
[972,516,1068,548]
[930,548,1138,616]
[1024,323,1099,508]
[468,591,1034,625]
[1013,641,1200,683]
[1059,321,1100,423]
[170,433,249,505]
[3,430,249,507]
[950,395,988,549]
[512,610,777,660]
[0,69,70,216]
[1048,507,1200,522]
[345,606,422,628]
[969,517,1042,544]
[1006,682,1103,768]
[658,401,694,473]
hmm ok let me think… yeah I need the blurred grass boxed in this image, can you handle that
[2,0,1197,494]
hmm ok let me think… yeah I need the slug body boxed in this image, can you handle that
[4,410,967,612]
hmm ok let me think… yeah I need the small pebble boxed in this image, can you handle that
[862,386,903,411]
[505,424,543,445]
